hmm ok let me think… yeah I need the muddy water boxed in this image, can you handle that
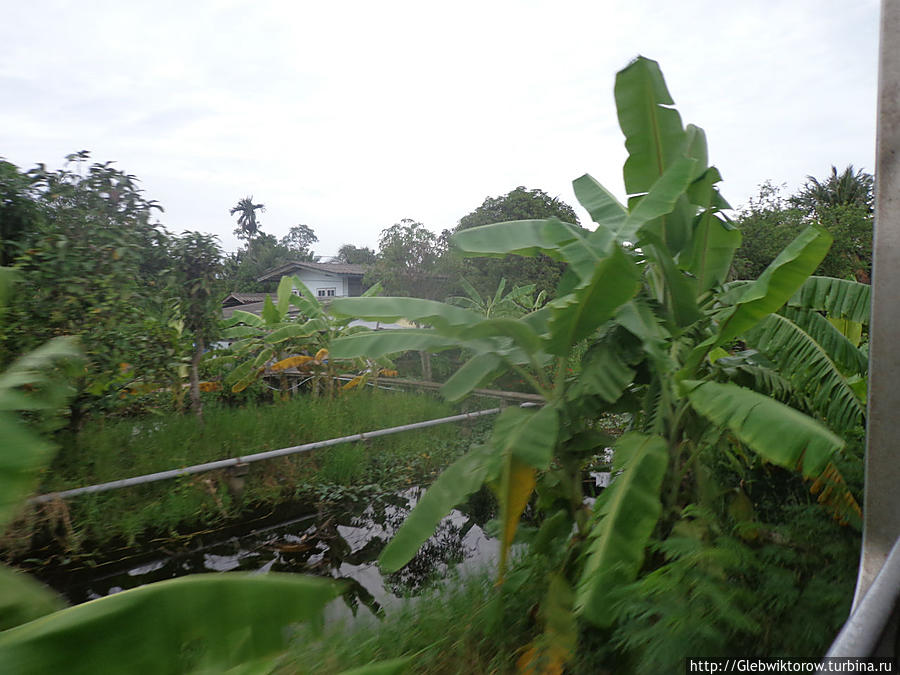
[34,487,501,616]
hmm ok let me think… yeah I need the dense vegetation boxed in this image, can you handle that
[0,55,874,674]
[330,56,869,671]
[5,392,469,555]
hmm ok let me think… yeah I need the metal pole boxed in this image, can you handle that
[27,406,532,505]
[828,537,900,657]
[855,0,900,608]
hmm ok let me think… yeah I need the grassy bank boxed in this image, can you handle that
[4,391,489,556]
[281,566,544,675]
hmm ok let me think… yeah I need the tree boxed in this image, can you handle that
[0,154,178,424]
[230,196,265,241]
[335,244,376,265]
[367,219,449,299]
[0,161,42,266]
[455,186,582,297]
[734,180,873,282]
[791,165,874,214]
[222,235,293,292]
[171,232,223,418]
[279,224,318,260]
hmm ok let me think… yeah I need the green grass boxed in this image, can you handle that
[7,391,488,553]
[279,566,544,675]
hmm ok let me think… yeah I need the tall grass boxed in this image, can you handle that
[8,392,481,552]
[281,566,544,675]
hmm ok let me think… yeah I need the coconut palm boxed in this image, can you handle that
[230,196,265,241]
[791,165,874,214]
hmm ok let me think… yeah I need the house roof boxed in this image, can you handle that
[257,261,367,282]
[222,292,271,307]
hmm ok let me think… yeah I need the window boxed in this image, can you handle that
[317,288,336,297]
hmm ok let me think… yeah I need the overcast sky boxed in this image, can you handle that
[1,1,880,258]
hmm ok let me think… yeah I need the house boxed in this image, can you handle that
[256,261,367,299]
[221,261,368,320]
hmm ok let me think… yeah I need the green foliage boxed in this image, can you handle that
[24,391,459,548]
[455,186,581,297]
[223,231,318,293]
[446,278,546,319]
[230,195,265,241]
[216,275,385,397]
[335,244,376,265]
[280,223,318,259]
[0,282,79,633]
[575,433,668,627]
[0,574,339,674]
[0,162,42,267]
[0,154,186,421]
[365,219,454,300]
[791,164,874,214]
[0,268,82,527]
[328,56,864,669]
[378,443,498,574]
[734,180,873,282]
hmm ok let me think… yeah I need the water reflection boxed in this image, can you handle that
[36,487,500,614]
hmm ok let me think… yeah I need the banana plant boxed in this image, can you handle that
[0,267,410,675]
[446,277,546,319]
[215,276,385,396]
[330,57,866,667]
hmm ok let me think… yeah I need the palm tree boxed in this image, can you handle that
[791,165,874,214]
[230,196,265,241]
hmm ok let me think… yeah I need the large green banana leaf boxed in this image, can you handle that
[490,405,559,470]
[575,433,668,627]
[788,276,871,324]
[567,341,636,404]
[744,313,865,432]
[625,156,697,246]
[330,330,465,359]
[0,338,79,530]
[546,244,640,355]
[682,168,741,293]
[782,307,868,376]
[452,218,612,284]
[330,297,481,331]
[572,174,626,231]
[685,380,844,477]
[0,574,339,675]
[439,353,506,402]
[0,567,64,632]
[715,226,833,345]
[614,57,699,255]
[615,57,687,197]
[450,218,583,260]
[379,444,501,574]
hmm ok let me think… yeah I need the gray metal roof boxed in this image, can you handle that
[257,261,367,282]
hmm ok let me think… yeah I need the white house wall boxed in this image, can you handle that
[295,269,348,297]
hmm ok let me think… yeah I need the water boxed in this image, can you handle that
[33,486,501,617]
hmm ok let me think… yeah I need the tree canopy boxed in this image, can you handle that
[335,244,376,265]
[734,170,873,282]
[279,224,318,260]
[454,186,582,297]
[0,154,189,421]
[230,196,265,241]
[365,219,453,299]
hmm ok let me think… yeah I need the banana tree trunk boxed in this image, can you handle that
[419,351,432,382]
